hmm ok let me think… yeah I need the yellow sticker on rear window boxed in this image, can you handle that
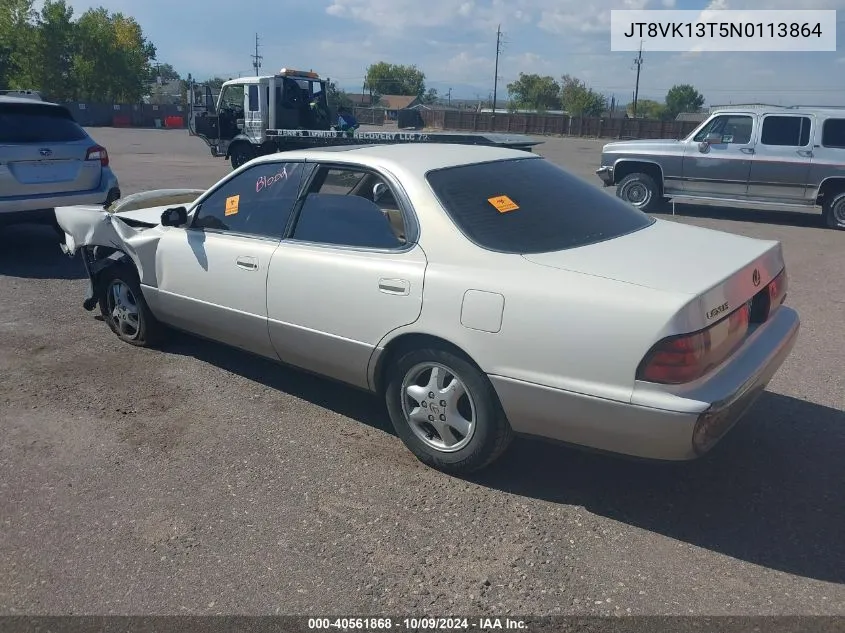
[225,194,240,216]
[488,195,519,213]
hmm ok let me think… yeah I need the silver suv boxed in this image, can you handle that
[596,106,845,230]
[0,96,120,231]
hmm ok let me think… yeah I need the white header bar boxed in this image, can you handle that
[610,10,837,52]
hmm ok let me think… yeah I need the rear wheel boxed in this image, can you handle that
[616,172,663,213]
[229,143,256,170]
[822,190,845,230]
[384,346,514,474]
[98,264,163,347]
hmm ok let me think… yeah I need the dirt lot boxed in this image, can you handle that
[1,128,843,616]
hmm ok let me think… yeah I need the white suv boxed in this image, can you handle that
[0,95,121,232]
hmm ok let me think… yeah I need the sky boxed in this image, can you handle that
[60,0,845,105]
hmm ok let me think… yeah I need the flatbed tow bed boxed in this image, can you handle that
[188,69,541,169]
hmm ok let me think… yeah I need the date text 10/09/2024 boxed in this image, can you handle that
[623,22,823,39]
[307,617,528,630]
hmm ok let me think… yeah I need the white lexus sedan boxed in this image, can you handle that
[55,144,799,474]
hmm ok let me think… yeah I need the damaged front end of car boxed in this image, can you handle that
[55,201,171,312]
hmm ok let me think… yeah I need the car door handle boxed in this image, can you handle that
[740,147,755,154]
[797,150,813,158]
[378,278,410,295]
[236,256,258,270]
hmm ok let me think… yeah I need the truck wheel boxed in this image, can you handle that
[384,346,514,474]
[616,172,662,213]
[822,191,845,230]
[229,144,256,170]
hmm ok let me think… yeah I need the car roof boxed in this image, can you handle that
[0,95,60,106]
[710,106,845,118]
[254,143,538,173]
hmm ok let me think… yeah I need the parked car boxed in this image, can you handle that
[0,95,120,232]
[55,144,799,474]
[596,105,845,230]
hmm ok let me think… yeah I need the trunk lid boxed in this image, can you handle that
[522,219,785,331]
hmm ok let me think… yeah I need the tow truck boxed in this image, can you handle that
[187,68,541,169]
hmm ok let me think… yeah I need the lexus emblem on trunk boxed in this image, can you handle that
[752,269,761,287]
[39,148,52,157]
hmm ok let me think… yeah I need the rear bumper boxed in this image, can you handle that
[489,306,800,460]
[0,168,119,217]
[596,165,614,186]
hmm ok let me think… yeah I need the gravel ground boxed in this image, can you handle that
[0,127,843,616]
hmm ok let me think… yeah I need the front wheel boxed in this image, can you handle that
[385,347,514,474]
[616,172,663,213]
[822,190,845,230]
[98,264,164,347]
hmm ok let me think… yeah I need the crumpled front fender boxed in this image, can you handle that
[54,205,164,287]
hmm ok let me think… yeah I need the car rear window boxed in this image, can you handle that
[821,118,845,149]
[425,157,654,254]
[0,102,87,143]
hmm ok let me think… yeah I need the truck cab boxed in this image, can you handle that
[189,69,331,167]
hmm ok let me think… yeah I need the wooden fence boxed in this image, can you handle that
[418,109,701,140]
[61,101,699,140]
[351,107,386,126]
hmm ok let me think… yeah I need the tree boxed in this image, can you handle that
[664,84,705,119]
[559,75,606,117]
[204,76,227,91]
[151,62,180,83]
[506,73,561,111]
[628,98,665,119]
[364,62,426,97]
[32,0,77,101]
[70,7,155,102]
[420,87,438,105]
[0,0,37,89]
[327,80,353,109]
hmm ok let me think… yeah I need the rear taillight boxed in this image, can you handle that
[637,303,751,385]
[767,268,787,312]
[85,145,109,167]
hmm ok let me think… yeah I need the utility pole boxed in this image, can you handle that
[251,33,263,76]
[446,87,452,105]
[492,24,502,122]
[632,41,643,118]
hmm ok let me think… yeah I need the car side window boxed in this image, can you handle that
[191,162,305,239]
[761,116,812,147]
[821,118,845,149]
[290,166,407,249]
[693,115,753,144]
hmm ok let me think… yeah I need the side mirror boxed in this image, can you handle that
[161,206,188,227]
[698,141,710,153]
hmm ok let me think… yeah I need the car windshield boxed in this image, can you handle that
[425,157,654,254]
[0,102,88,143]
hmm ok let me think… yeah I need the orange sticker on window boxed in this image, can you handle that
[225,194,240,216]
[488,195,519,213]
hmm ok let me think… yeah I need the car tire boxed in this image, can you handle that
[229,143,256,170]
[822,190,845,230]
[97,263,164,347]
[384,346,514,474]
[616,172,663,213]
